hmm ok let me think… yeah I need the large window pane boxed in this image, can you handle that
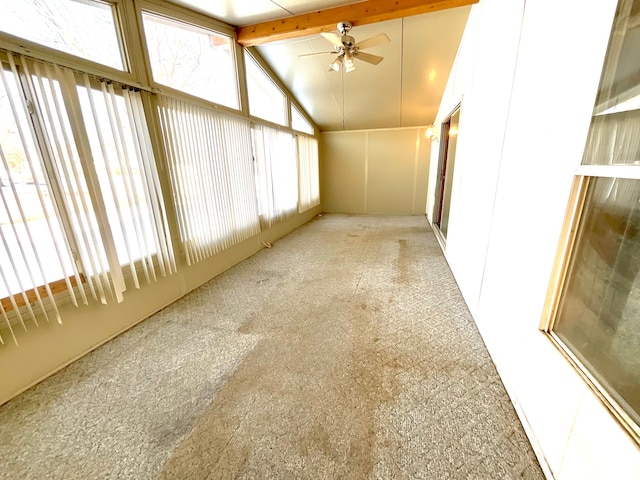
[297,135,320,213]
[143,13,239,109]
[0,66,74,299]
[582,0,640,166]
[0,0,125,71]
[554,177,640,425]
[1,52,176,338]
[549,0,640,435]
[76,80,174,280]
[291,105,314,135]
[28,67,110,281]
[245,52,287,126]
[157,96,259,265]
[252,125,297,227]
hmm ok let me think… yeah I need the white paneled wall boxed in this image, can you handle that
[429,0,640,478]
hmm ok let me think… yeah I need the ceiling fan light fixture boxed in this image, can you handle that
[329,56,342,72]
[344,51,355,72]
[301,21,388,73]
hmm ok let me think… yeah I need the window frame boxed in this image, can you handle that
[244,48,289,127]
[291,103,315,135]
[296,134,320,213]
[541,168,640,445]
[0,0,321,338]
[540,0,640,444]
[0,56,89,316]
[541,168,640,449]
[137,1,241,115]
[251,123,299,228]
[0,0,139,85]
[0,54,175,325]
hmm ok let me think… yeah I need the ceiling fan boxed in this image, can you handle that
[299,21,390,73]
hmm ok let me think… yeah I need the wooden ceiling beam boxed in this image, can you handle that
[236,0,478,46]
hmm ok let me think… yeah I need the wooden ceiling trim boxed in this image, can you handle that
[236,0,478,46]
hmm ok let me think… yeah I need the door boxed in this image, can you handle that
[433,105,460,241]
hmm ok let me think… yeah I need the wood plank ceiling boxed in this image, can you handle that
[166,0,476,131]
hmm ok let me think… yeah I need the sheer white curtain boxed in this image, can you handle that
[0,54,175,344]
[297,135,320,213]
[252,124,298,228]
[157,96,260,264]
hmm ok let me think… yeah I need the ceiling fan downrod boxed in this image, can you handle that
[337,21,356,49]
[337,21,352,35]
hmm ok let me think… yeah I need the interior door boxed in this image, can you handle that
[433,105,460,241]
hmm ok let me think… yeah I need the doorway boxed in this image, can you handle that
[433,104,461,241]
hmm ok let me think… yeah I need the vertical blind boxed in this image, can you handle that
[0,54,175,344]
[77,76,176,284]
[157,96,260,265]
[1,53,320,344]
[0,58,73,342]
[297,135,320,213]
[252,124,298,228]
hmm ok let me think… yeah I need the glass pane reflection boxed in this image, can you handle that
[582,0,640,166]
[555,177,640,424]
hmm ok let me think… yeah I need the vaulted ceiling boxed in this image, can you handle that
[166,1,474,131]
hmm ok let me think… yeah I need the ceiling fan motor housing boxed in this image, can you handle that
[299,20,386,72]
[337,22,355,49]
[341,35,356,48]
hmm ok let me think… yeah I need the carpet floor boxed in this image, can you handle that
[0,214,544,479]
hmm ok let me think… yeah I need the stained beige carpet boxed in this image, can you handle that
[0,214,544,479]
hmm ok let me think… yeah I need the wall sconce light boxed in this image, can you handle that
[425,125,438,142]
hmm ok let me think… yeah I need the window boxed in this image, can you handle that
[76,77,175,280]
[297,135,320,212]
[291,105,314,135]
[142,13,239,109]
[245,51,287,126]
[0,61,76,322]
[252,125,298,227]
[545,0,640,440]
[157,96,259,264]
[0,54,174,342]
[552,178,640,427]
[0,0,125,71]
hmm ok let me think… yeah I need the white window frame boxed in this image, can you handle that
[138,1,241,114]
[291,103,315,135]
[244,49,289,127]
[0,53,175,343]
[540,0,640,443]
[0,0,141,86]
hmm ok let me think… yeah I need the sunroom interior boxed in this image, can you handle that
[1,0,640,479]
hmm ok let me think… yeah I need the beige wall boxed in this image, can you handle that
[320,127,430,214]
[0,207,320,406]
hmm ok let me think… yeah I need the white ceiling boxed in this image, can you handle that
[166,1,471,131]
[169,0,367,26]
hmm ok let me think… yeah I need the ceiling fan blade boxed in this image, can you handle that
[355,33,390,50]
[320,32,344,47]
[354,51,384,65]
[298,51,336,58]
